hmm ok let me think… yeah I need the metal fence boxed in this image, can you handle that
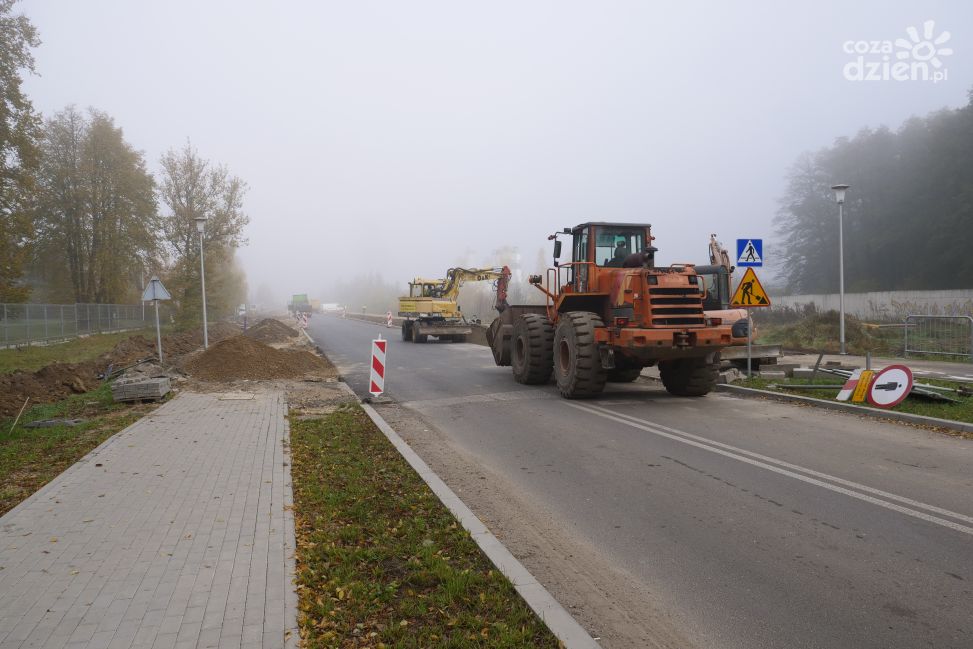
[0,303,155,348]
[903,314,973,362]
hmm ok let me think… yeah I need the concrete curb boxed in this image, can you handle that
[359,402,601,649]
[302,327,600,648]
[716,383,973,434]
[280,398,300,649]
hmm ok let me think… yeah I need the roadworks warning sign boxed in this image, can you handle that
[730,268,771,307]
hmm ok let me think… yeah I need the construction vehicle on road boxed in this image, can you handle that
[288,294,313,315]
[695,234,781,369]
[399,267,511,343]
[486,222,734,398]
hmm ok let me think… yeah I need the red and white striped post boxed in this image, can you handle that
[386,311,393,328]
[370,337,387,397]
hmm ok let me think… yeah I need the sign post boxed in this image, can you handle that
[141,276,172,363]
[729,267,771,377]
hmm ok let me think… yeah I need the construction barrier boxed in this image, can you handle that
[370,338,387,396]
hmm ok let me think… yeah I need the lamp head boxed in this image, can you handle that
[831,183,850,204]
[194,216,207,234]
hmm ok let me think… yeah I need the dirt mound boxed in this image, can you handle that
[183,335,336,381]
[0,361,98,416]
[0,322,243,417]
[244,318,299,344]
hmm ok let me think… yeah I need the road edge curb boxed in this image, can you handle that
[358,401,601,649]
[715,383,973,434]
[280,396,300,649]
[300,326,600,647]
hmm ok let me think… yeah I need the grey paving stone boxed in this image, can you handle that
[0,392,297,649]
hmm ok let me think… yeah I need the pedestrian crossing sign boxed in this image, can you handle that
[730,268,771,307]
[736,239,763,267]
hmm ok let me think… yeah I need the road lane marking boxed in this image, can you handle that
[583,403,973,527]
[566,402,973,537]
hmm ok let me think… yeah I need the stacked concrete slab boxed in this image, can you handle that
[111,377,171,402]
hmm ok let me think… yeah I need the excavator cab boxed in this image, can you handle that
[694,264,731,311]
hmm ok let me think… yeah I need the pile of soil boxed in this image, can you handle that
[0,322,242,417]
[244,318,299,344]
[108,322,241,365]
[183,335,336,381]
[0,362,95,416]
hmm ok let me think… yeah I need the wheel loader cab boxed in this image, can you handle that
[569,223,652,267]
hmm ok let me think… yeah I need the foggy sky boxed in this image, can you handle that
[20,0,972,304]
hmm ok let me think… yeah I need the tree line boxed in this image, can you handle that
[0,1,248,324]
[774,89,973,294]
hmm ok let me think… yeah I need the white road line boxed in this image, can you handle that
[566,402,973,537]
[583,403,973,527]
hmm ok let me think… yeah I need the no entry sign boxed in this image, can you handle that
[370,338,387,396]
[867,365,913,408]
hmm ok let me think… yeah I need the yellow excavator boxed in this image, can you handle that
[399,266,511,343]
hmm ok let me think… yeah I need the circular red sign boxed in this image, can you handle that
[866,364,913,408]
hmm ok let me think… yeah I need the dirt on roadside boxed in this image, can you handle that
[0,322,241,417]
[244,318,299,344]
[182,335,337,382]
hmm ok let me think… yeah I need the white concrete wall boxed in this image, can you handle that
[770,289,973,320]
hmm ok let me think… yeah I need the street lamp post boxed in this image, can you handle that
[831,184,850,355]
[195,216,209,349]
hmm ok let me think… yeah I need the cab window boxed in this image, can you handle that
[595,227,645,267]
[573,230,588,262]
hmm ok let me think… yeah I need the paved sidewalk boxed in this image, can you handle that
[0,391,297,649]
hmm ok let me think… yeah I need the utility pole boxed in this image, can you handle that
[831,184,850,355]
[195,217,209,349]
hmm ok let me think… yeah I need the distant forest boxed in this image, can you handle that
[774,89,973,294]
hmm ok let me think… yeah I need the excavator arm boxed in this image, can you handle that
[709,234,733,271]
[440,266,511,312]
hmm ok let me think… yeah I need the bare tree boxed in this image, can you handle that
[159,141,249,323]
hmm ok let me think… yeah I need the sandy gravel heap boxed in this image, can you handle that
[184,335,335,381]
[244,318,299,344]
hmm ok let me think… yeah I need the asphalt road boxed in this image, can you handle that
[309,314,973,649]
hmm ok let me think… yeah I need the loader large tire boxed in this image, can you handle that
[511,314,554,385]
[606,367,642,383]
[553,312,607,398]
[401,321,412,342]
[659,353,720,396]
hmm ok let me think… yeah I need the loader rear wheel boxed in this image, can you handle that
[401,321,412,342]
[659,353,720,396]
[511,314,554,385]
[553,312,607,398]
[606,367,642,383]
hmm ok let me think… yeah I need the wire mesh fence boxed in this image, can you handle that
[904,314,973,362]
[0,303,160,348]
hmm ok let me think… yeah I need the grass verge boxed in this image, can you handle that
[290,404,561,648]
[0,330,153,375]
[0,382,161,515]
[738,376,973,431]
